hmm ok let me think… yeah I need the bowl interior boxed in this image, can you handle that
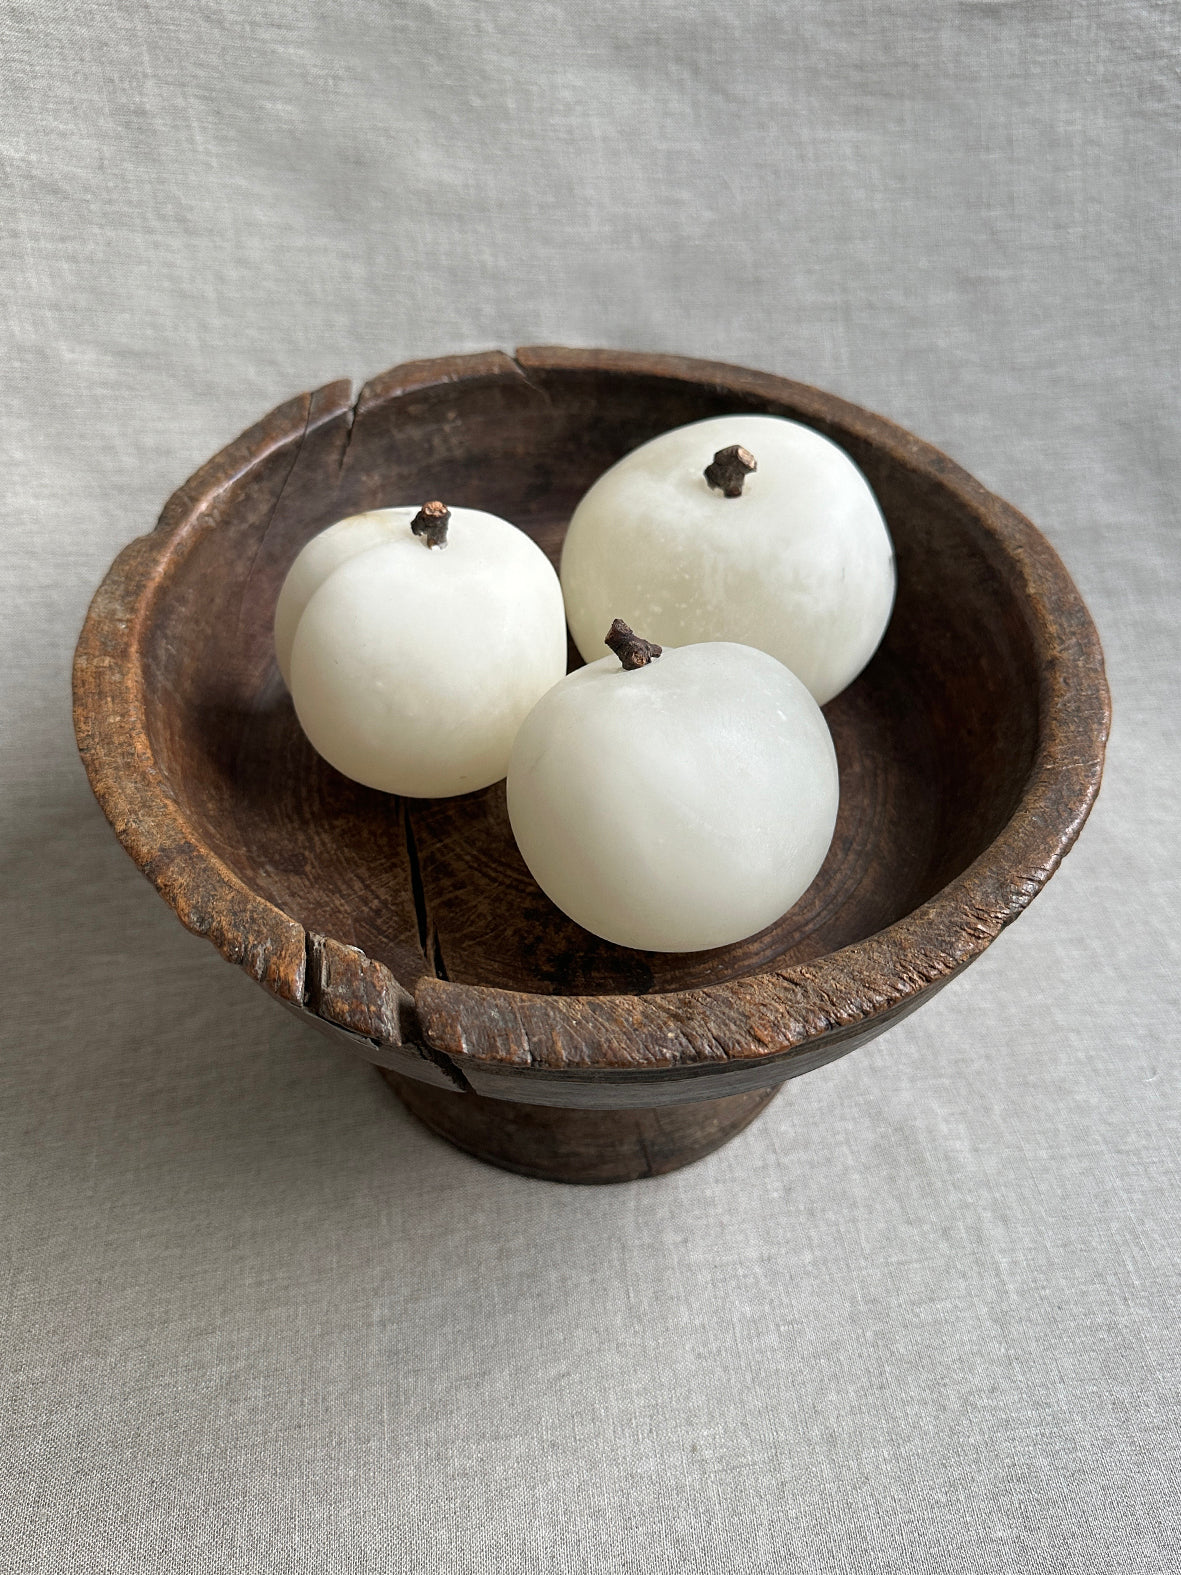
[140,363,1039,998]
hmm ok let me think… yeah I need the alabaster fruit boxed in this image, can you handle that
[506,622,840,952]
[277,503,567,798]
[560,413,896,706]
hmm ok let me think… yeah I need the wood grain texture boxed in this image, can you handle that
[74,347,1110,1141]
[383,1072,780,1184]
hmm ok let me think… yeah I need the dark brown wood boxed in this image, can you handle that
[383,1071,780,1183]
[73,347,1110,1180]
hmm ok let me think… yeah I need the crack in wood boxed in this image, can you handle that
[400,802,432,971]
[302,930,323,1014]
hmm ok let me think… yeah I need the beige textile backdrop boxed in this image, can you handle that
[2,3,1179,1572]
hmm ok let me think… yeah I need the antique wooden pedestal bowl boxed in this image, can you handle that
[73,348,1109,1183]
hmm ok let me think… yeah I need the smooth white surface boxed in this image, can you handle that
[4,5,1178,1573]
[284,507,566,797]
[274,509,395,685]
[507,643,838,951]
[561,414,896,704]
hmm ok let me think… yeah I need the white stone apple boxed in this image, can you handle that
[506,622,839,952]
[559,413,896,706]
[276,503,567,798]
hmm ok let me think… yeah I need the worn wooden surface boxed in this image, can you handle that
[73,348,1110,1161]
[384,1072,780,1184]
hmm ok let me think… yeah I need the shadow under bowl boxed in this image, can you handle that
[73,347,1109,1182]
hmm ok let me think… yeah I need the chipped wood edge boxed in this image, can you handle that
[72,391,323,1006]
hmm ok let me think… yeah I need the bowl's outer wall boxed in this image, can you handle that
[73,348,1110,1109]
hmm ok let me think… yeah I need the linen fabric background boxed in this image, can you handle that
[2,3,1178,1571]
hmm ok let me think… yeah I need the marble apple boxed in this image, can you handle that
[560,413,896,705]
[506,621,839,953]
[276,502,567,798]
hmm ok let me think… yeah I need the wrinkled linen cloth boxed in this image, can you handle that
[2,4,1177,1571]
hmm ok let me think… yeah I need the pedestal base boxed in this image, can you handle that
[382,1071,780,1184]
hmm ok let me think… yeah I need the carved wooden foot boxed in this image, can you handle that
[382,1071,780,1184]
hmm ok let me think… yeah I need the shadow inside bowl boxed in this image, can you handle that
[149,403,1039,1000]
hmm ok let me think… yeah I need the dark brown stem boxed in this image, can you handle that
[704,445,757,498]
[605,618,662,670]
[411,500,450,548]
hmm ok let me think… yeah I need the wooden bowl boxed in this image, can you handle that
[73,348,1109,1183]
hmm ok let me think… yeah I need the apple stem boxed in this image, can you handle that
[605,618,663,670]
[704,445,757,497]
[411,501,450,548]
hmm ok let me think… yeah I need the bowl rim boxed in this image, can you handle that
[72,346,1110,1098]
